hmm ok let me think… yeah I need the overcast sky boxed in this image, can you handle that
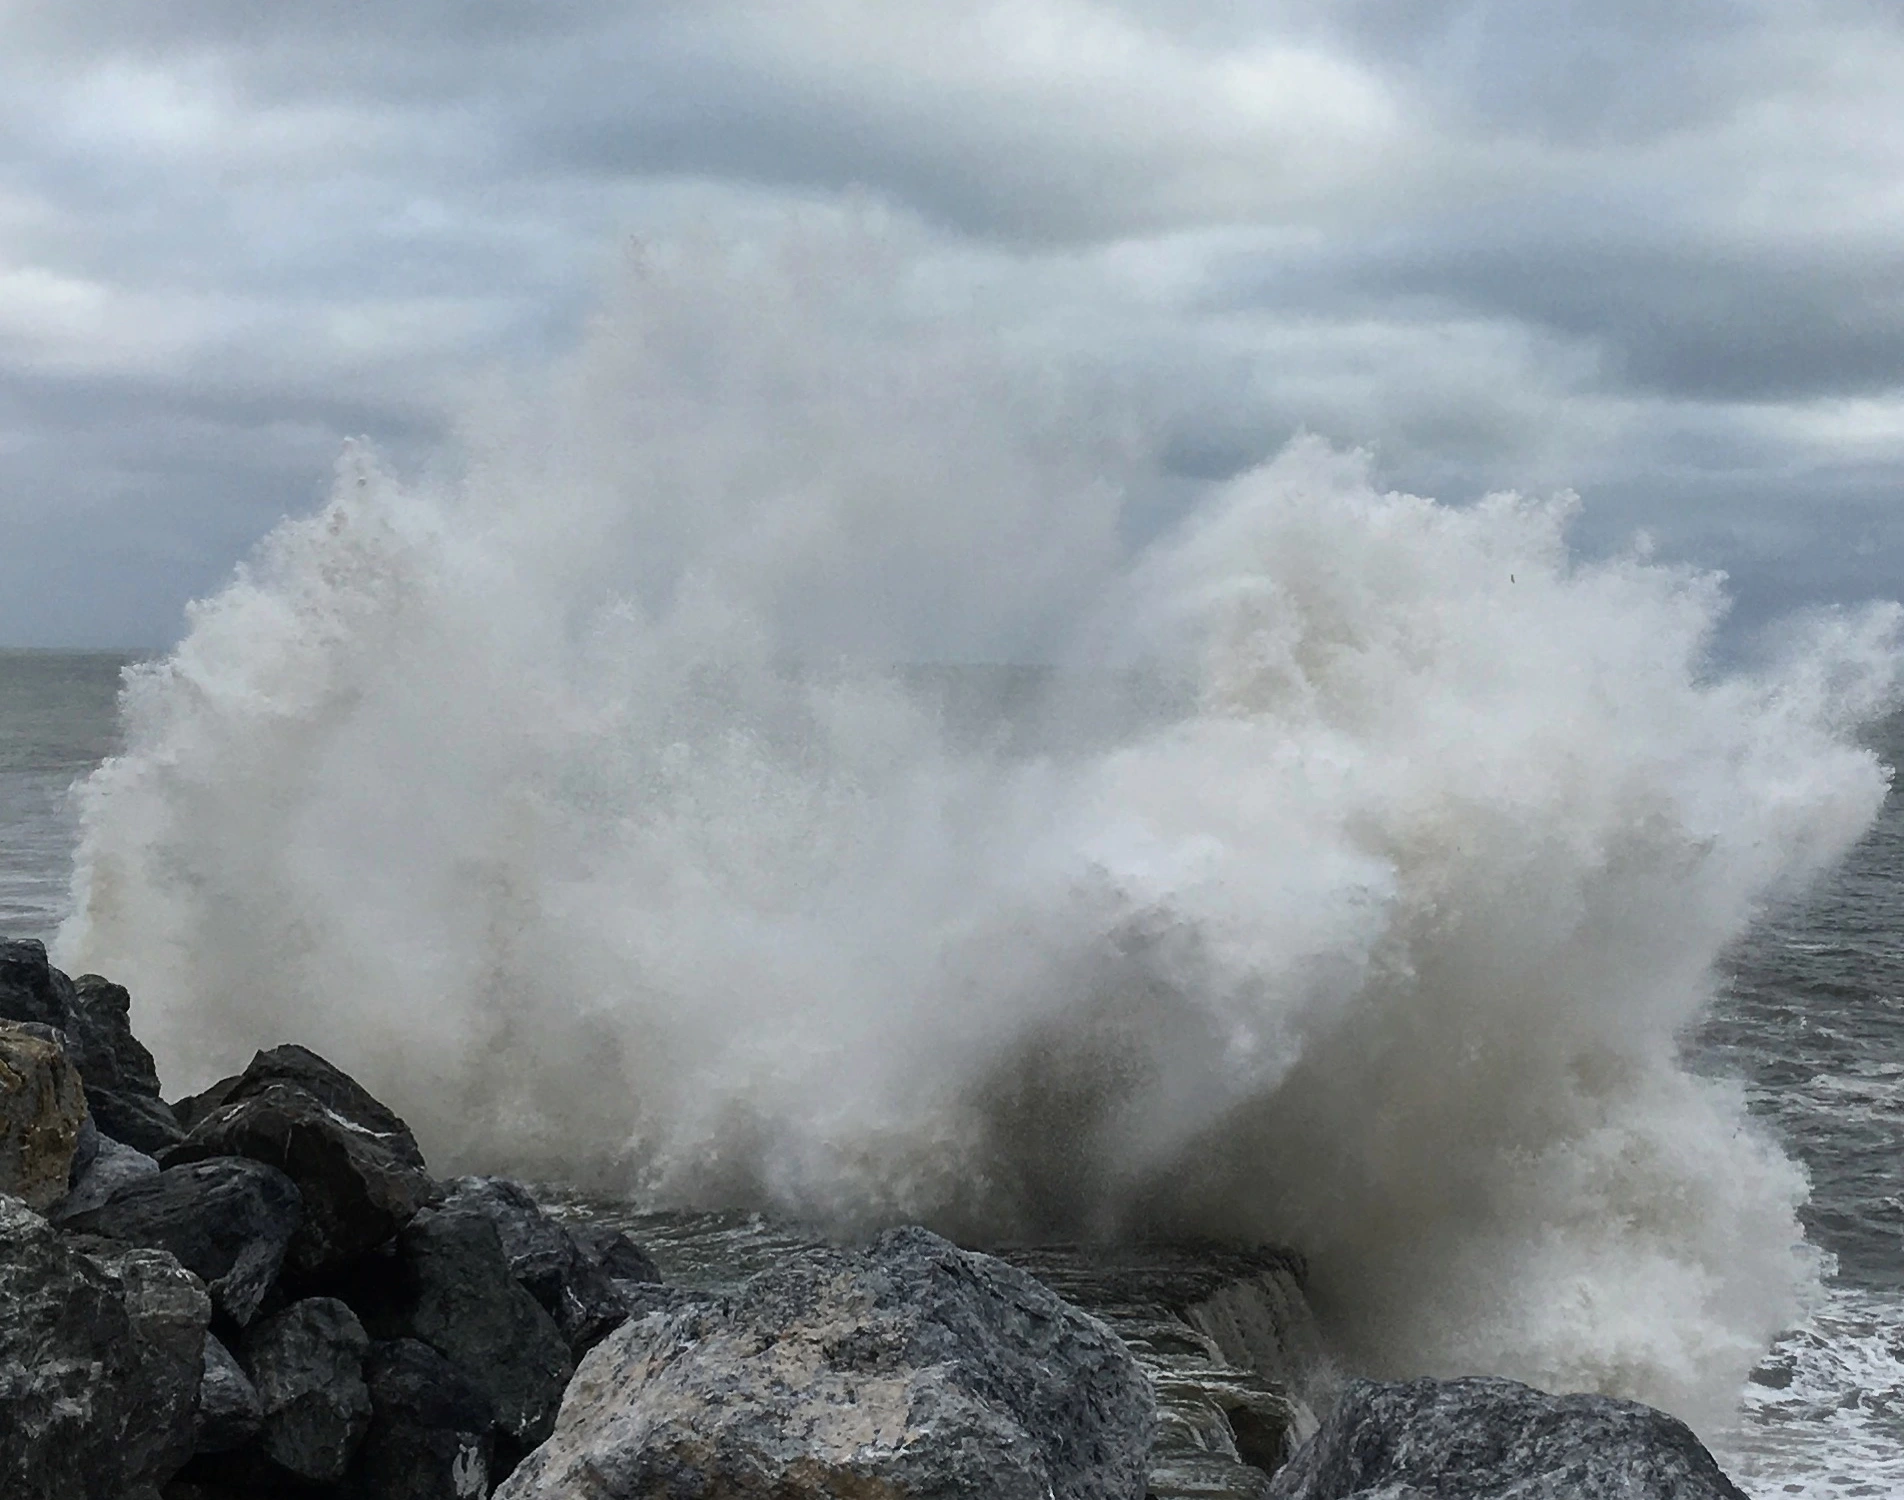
[2,0,1901,648]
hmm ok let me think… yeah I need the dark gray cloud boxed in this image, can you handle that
[0,0,1900,645]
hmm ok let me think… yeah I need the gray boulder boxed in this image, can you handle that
[372,1202,576,1450]
[1263,1376,1750,1500]
[241,1296,374,1483]
[347,1338,497,1500]
[164,1044,431,1276]
[85,1087,186,1157]
[53,1131,159,1223]
[496,1226,1154,1500]
[0,1020,87,1211]
[436,1176,635,1356]
[63,973,161,1095]
[0,938,76,1028]
[197,1333,265,1453]
[570,1221,661,1284]
[61,1155,303,1325]
[67,1236,214,1488]
[170,1073,242,1134]
[0,1193,202,1500]
[64,974,186,1155]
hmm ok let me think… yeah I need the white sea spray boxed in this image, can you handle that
[57,219,1902,1439]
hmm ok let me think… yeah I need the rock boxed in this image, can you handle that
[999,1242,1323,1497]
[70,1110,99,1183]
[437,1176,633,1356]
[1263,1376,1751,1500]
[54,1131,159,1223]
[62,1156,304,1326]
[0,937,76,1028]
[89,1088,188,1156]
[496,1226,1154,1500]
[0,1192,188,1499]
[365,1202,576,1451]
[171,1074,242,1134]
[347,1339,497,1500]
[241,1296,374,1483]
[69,1236,215,1489]
[164,1044,432,1276]
[570,1222,661,1284]
[197,1333,265,1453]
[0,1019,87,1211]
[64,973,162,1095]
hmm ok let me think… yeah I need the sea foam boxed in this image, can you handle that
[57,221,1902,1436]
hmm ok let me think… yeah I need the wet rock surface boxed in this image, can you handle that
[568,1221,660,1285]
[348,1338,497,1500]
[62,1155,304,1325]
[999,1244,1326,1500]
[197,1333,265,1453]
[0,937,76,1028]
[365,1202,576,1450]
[69,1235,215,1488]
[544,1200,1331,1500]
[64,973,187,1154]
[1264,1376,1751,1500]
[435,1176,633,1357]
[163,1045,432,1276]
[0,1020,87,1210]
[86,1085,186,1156]
[496,1225,1155,1500]
[0,940,675,1500]
[54,1130,159,1222]
[241,1296,374,1483]
[0,1193,182,1499]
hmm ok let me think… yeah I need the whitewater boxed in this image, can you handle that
[49,226,1904,1454]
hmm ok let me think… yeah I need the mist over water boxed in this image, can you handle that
[56,223,1904,1437]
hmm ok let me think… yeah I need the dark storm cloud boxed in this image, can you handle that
[1209,227,1904,402]
[0,0,1900,644]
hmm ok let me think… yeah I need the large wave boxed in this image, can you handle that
[57,222,1901,1434]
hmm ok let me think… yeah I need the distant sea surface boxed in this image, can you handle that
[1,649,1899,1496]
[0,651,130,940]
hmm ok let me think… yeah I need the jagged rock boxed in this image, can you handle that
[61,974,184,1152]
[54,1131,160,1223]
[64,974,161,1095]
[62,1156,303,1325]
[999,1242,1323,1497]
[570,1222,661,1284]
[0,937,76,1028]
[69,1236,215,1489]
[241,1296,373,1483]
[0,1020,87,1211]
[354,1202,575,1451]
[197,1333,265,1453]
[348,1339,497,1500]
[171,1075,241,1134]
[437,1176,633,1356]
[1263,1376,1750,1500]
[164,1044,431,1276]
[89,1088,188,1156]
[496,1226,1154,1500]
[0,1193,191,1499]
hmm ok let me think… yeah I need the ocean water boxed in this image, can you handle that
[4,647,1901,1495]
[0,651,131,940]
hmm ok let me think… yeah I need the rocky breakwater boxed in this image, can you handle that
[2,930,1764,1500]
[0,937,659,1500]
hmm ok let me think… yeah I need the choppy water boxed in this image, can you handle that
[0,651,130,940]
[3,649,1901,1494]
[1696,709,1904,1495]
